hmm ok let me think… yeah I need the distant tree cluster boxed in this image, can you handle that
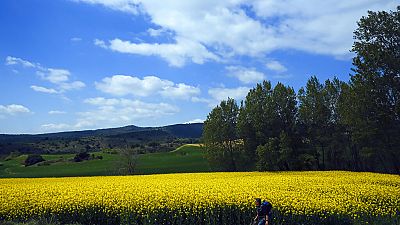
[203,7,400,174]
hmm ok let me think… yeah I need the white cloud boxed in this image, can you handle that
[38,68,70,84]
[201,86,250,107]
[77,0,397,66]
[72,0,141,14]
[191,86,250,107]
[265,60,287,73]
[160,83,200,100]
[147,28,167,37]
[30,85,59,94]
[95,75,200,99]
[41,97,180,132]
[0,104,31,115]
[208,87,249,102]
[94,38,107,48]
[185,118,204,124]
[96,75,171,96]
[84,97,120,105]
[81,97,179,129]
[105,37,219,67]
[5,56,36,68]
[59,81,86,91]
[5,56,85,93]
[191,96,211,104]
[226,66,265,84]
[48,110,66,115]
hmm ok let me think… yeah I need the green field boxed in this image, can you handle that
[0,144,210,178]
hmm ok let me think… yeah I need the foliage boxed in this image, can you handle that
[118,147,139,175]
[73,152,90,162]
[203,98,245,171]
[340,6,400,173]
[0,171,398,225]
[24,155,45,167]
[203,7,400,174]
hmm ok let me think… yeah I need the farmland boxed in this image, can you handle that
[0,171,399,225]
[0,145,210,178]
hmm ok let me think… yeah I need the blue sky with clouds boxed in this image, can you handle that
[0,0,397,134]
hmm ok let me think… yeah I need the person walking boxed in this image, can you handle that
[253,198,272,225]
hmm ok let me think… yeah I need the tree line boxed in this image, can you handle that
[202,7,400,174]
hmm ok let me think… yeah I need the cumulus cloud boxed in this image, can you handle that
[5,56,85,93]
[81,97,179,122]
[95,75,200,99]
[77,0,397,66]
[160,83,200,100]
[226,66,265,84]
[30,85,59,94]
[0,104,31,116]
[103,37,219,67]
[41,97,179,132]
[41,69,70,83]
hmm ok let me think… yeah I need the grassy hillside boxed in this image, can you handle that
[0,144,210,178]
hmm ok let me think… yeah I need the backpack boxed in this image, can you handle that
[261,201,272,215]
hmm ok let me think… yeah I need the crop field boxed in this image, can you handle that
[0,171,399,225]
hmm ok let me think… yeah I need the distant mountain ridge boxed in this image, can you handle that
[0,123,203,155]
[0,123,203,139]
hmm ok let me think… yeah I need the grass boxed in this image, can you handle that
[0,144,210,178]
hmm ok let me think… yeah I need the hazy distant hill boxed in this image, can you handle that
[0,123,203,155]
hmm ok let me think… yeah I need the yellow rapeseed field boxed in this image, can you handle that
[0,171,399,224]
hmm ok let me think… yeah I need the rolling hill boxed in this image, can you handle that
[0,144,210,178]
[0,123,203,155]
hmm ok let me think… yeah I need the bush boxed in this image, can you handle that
[24,154,45,167]
[73,152,90,162]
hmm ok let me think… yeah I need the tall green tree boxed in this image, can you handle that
[244,82,299,171]
[239,81,274,145]
[341,6,400,173]
[271,83,298,136]
[324,78,349,170]
[298,76,331,169]
[237,81,273,169]
[202,98,243,171]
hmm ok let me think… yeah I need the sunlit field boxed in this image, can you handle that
[1,171,399,225]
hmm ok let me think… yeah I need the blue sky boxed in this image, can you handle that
[0,0,397,134]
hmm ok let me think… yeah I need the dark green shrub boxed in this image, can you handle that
[73,152,90,162]
[24,154,45,167]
